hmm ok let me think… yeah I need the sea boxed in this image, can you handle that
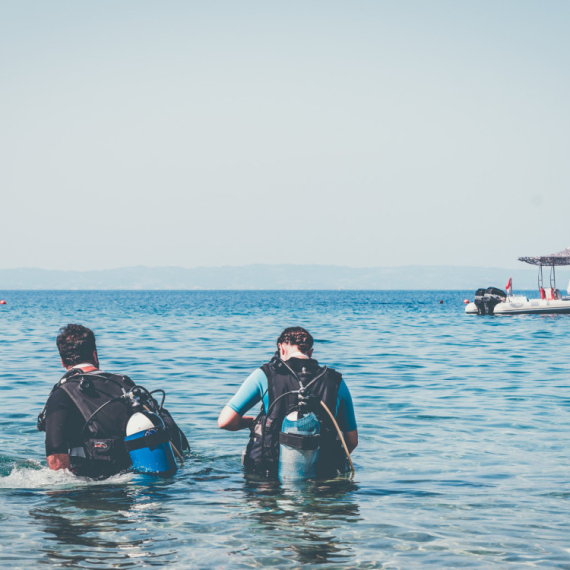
[0,290,569,569]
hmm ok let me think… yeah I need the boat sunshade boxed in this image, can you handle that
[518,247,570,266]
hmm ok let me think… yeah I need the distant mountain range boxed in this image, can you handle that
[2,264,568,291]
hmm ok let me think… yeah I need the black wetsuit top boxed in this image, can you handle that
[44,388,87,456]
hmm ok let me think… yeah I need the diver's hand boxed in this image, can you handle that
[47,453,70,470]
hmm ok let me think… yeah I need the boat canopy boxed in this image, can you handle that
[518,247,570,266]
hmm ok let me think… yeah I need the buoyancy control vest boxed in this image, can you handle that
[38,368,189,477]
[243,356,346,479]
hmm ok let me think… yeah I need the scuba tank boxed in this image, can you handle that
[278,410,320,480]
[124,411,177,477]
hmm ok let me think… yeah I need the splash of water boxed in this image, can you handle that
[0,465,132,489]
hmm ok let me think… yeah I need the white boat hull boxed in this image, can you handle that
[465,302,478,314]
[494,298,570,315]
[466,298,570,315]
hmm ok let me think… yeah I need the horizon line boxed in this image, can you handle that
[0,263,538,272]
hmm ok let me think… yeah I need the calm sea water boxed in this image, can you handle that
[0,290,569,569]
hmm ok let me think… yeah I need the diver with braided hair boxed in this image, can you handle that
[218,327,357,479]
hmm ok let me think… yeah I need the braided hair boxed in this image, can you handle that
[277,327,314,354]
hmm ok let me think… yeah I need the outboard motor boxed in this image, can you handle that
[483,287,507,315]
[474,288,487,315]
[125,411,177,477]
[278,411,321,480]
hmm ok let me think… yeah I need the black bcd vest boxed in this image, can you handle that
[243,356,346,479]
[39,368,189,478]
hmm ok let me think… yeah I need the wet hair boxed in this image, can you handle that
[277,326,314,354]
[56,324,97,367]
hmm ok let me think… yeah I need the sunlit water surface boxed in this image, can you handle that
[1,290,569,568]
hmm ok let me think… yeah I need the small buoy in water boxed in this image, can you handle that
[463,299,470,304]
[0,300,6,305]
[439,300,444,304]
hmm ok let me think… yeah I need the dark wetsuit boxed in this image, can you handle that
[45,388,90,457]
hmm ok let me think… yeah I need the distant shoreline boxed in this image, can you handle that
[0,288,548,293]
[1,264,568,291]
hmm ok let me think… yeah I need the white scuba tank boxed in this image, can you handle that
[126,412,155,436]
[125,411,177,477]
[278,410,320,481]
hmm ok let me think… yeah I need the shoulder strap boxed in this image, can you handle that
[37,368,86,431]
[260,362,275,408]
[57,372,134,441]
[261,359,301,410]
[326,367,343,389]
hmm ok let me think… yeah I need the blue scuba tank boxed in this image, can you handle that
[124,411,177,477]
[278,411,320,480]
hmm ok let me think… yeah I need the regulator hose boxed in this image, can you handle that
[80,396,125,440]
[319,399,356,476]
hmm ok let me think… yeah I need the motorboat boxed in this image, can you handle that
[465,291,570,315]
[465,246,570,315]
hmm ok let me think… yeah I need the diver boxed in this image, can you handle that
[218,327,357,480]
[38,324,189,478]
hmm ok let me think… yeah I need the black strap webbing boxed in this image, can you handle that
[279,432,320,450]
[125,429,170,452]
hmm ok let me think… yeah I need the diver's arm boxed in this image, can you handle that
[335,380,358,453]
[44,390,74,470]
[343,429,358,454]
[218,406,255,431]
[47,453,70,470]
[219,369,266,431]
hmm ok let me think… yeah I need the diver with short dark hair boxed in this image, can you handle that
[218,326,357,479]
[38,324,189,478]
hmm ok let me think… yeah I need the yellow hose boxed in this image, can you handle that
[319,400,355,476]
[170,442,184,465]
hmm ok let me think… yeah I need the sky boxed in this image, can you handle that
[1,1,569,271]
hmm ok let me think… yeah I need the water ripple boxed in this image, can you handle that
[1,290,570,568]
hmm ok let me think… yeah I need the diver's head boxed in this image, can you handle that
[57,324,99,369]
[277,327,314,360]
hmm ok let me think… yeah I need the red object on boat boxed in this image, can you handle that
[549,288,556,300]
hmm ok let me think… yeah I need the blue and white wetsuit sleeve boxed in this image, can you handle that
[227,368,267,417]
[335,380,357,433]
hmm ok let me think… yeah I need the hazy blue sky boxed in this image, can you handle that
[1,1,569,270]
